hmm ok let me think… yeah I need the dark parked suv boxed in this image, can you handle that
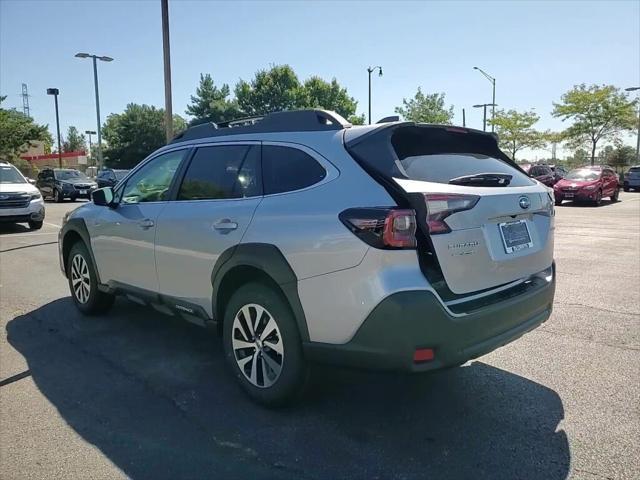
[96,168,129,188]
[37,168,98,202]
[523,164,556,187]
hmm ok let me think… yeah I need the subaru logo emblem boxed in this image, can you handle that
[519,196,531,209]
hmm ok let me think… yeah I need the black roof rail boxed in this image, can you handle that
[376,115,400,123]
[170,109,351,144]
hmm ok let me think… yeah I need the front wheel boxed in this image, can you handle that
[593,190,602,206]
[54,189,64,203]
[610,188,620,202]
[555,198,563,206]
[28,220,43,230]
[623,186,630,192]
[223,282,307,407]
[67,242,114,315]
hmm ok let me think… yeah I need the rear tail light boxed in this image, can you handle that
[339,208,417,249]
[424,194,480,234]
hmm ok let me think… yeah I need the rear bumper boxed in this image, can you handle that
[304,264,555,372]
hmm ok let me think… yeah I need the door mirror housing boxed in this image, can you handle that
[92,187,115,206]
[27,178,36,185]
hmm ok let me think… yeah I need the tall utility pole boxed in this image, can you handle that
[21,83,30,117]
[626,87,640,161]
[161,0,173,142]
[473,67,496,132]
[85,130,96,166]
[75,52,113,171]
[367,66,383,125]
[46,88,63,168]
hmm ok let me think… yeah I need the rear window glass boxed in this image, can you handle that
[400,153,534,187]
[629,167,640,173]
[262,145,326,194]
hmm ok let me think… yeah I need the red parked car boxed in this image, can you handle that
[522,164,556,187]
[553,166,620,206]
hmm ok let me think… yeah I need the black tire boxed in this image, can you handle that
[555,198,563,206]
[54,189,64,203]
[28,220,43,230]
[70,196,77,202]
[611,188,620,202]
[67,242,114,315]
[593,190,602,206]
[623,186,630,192]
[223,282,307,407]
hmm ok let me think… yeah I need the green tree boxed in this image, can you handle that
[489,109,546,161]
[62,126,86,152]
[102,103,186,168]
[566,148,589,168]
[609,145,636,169]
[0,95,51,161]
[552,84,636,165]
[297,76,359,119]
[185,73,241,126]
[235,64,302,116]
[348,114,366,125]
[394,88,454,124]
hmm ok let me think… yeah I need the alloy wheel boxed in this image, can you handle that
[232,303,284,388]
[71,254,91,304]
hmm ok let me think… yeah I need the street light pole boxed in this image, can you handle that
[75,53,113,171]
[626,87,640,161]
[161,0,173,142]
[473,103,497,132]
[367,66,383,124]
[473,67,496,132]
[46,88,62,168]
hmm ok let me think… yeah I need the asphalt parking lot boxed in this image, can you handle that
[1,193,639,480]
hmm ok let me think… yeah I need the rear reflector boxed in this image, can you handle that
[413,348,435,363]
[424,193,480,234]
[339,207,417,249]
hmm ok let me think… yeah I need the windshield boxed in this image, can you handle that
[0,165,27,183]
[55,170,88,181]
[565,169,600,181]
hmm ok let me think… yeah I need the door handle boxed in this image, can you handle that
[213,219,238,231]
[138,218,155,229]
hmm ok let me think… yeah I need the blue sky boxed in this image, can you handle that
[1,0,639,159]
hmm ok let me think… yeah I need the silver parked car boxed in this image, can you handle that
[58,110,556,405]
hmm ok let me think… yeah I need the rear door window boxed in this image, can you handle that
[177,145,261,200]
[262,145,326,194]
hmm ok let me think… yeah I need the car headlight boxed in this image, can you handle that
[583,184,597,190]
[30,192,42,200]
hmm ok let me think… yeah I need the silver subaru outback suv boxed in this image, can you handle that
[59,110,555,405]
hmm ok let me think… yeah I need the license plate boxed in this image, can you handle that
[79,190,87,194]
[564,192,574,198]
[499,220,533,254]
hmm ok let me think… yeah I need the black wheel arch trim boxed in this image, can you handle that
[211,243,310,342]
[60,218,101,283]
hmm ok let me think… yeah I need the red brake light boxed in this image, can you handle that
[413,348,435,363]
[340,208,417,249]
[424,193,480,234]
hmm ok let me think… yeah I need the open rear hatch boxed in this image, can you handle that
[345,124,554,295]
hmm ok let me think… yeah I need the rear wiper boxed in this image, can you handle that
[449,173,512,187]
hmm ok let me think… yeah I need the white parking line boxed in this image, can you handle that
[0,232,58,237]
[44,222,61,229]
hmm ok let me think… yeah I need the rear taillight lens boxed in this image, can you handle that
[424,194,480,234]
[339,208,417,249]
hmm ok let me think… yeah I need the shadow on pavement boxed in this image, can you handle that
[6,298,571,480]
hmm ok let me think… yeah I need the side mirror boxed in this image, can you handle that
[27,178,36,185]
[92,187,115,207]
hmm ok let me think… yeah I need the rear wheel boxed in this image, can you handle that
[223,282,307,407]
[623,186,630,192]
[67,242,114,315]
[555,198,563,206]
[28,220,43,230]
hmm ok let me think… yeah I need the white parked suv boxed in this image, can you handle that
[58,110,556,405]
[0,161,45,230]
